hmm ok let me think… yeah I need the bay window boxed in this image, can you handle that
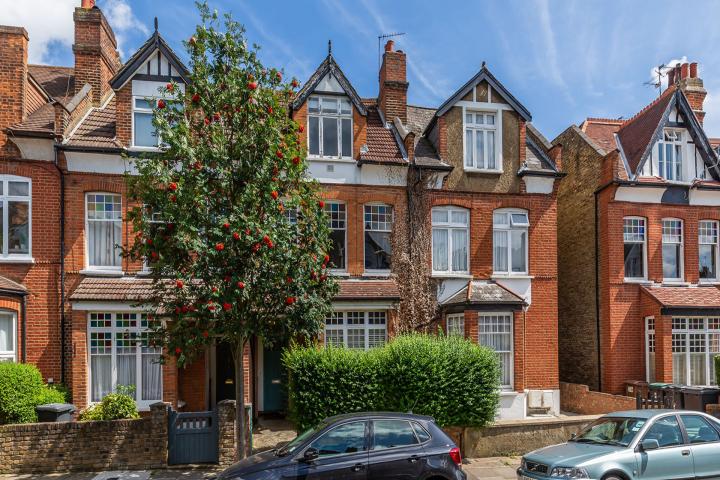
[86,193,122,270]
[671,317,720,386]
[446,314,465,337]
[464,111,498,170]
[323,201,346,271]
[324,311,387,349]
[364,204,393,271]
[699,220,718,281]
[0,176,31,259]
[88,312,162,407]
[662,219,683,281]
[493,209,529,275]
[478,313,513,389]
[0,311,16,362]
[308,95,353,159]
[658,129,683,181]
[431,206,469,274]
[623,217,646,279]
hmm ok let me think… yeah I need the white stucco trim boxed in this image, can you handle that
[522,176,555,194]
[71,302,153,311]
[614,186,665,203]
[9,137,54,161]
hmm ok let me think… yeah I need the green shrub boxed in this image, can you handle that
[79,386,140,421]
[0,362,66,424]
[283,334,500,431]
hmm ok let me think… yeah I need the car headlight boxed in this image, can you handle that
[520,458,527,470]
[550,466,589,478]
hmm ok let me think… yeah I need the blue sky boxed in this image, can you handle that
[7,0,720,139]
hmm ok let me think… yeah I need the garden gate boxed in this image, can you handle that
[168,410,219,465]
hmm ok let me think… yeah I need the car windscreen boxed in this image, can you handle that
[571,417,646,447]
[277,421,330,455]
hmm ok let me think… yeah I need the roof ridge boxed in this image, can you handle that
[28,64,73,70]
[584,117,624,125]
[618,86,676,132]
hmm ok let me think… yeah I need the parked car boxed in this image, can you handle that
[217,412,465,479]
[517,409,720,479]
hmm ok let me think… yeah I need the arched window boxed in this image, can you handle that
[86,193,122,270]
[431,206,469,274]
[493,209,528,275]
[0,176,31,259]
[662,218,683,281]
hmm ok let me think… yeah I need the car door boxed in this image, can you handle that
[635,415,694,480]
[367,419,425,480]
[285,420,369,480]
[679,414,720,480]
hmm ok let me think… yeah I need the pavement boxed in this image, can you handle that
[465,456,521,479]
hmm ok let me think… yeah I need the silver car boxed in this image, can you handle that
[517,409,720,479]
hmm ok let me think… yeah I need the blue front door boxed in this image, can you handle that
[262,346,286,412]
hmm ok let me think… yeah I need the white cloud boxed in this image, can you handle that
[650,56,688,90]
[1,0,76,64]
[99,0,149,58]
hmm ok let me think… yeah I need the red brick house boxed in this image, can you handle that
[555,62,720,394]
[0,1,562,420]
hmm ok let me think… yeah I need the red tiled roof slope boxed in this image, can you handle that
[336,279,400,300]
[580,118,623,153]
[360,105,405,164]
[66,98,120,149]
[641,285,720,308]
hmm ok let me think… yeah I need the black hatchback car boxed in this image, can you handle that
[217,412,466,480]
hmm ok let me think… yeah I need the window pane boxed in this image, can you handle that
[134,98,153,109]
[681,415,720,444]
[511,213,529,226]
[91,355,112,402]
[87,194,122,267]
[8,201,29,255]
[341,118,352,157]
[373,420,419,450]
[310,421,366,456]
[689,333,706,385]
[465,130,473,167]
[494,230,508,272]
[329,230,345,270]
[322,117,338,157]
[451,229,468,272]
[486,114,495,125]
[0,314,13,352]
[663,244,681,279]
[321,97,338,114]
[451,210,468,225]
[511,230,527,273]
[412,422,431,443]
[493,212,508,226]
[309,117,320,156]
[475,129,484,168]
[432,208,448,224]
[643,416,683,447]
[673,333,687,385]
[133,112,157,147]
[308,97,320,113]
[432,229,448,271]
[446,314,464,336]
[475,113,484,124]
[8,182,29,196]
[141,348,162,401]
[347,328,365,349]
[700,245,717,279]
[623,218,645,242]
[479,314,513,387]
[624,243,644,278]
[487,131,495,169]
[365,231,391,270]
[325,329,344,347]
[340,99,351,115]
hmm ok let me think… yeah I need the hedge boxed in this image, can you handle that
[0,363,66,424]
[283,334,500,431]
[716,355,720,386]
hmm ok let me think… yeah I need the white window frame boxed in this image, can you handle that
[0,175,32,261]
[324,201,347,273]
[699,220,719,283]
[131,96,161,150]
[324,310,387,350]
[645,316,655,383]
[446,313,465,337]
[0,310,17,363]
[657,129,684,181]
[141,208,164,273]
[661,218,684,283]
[671,317,720,387]
[363,203,393,274]
[431,206,470,276]
[492,209,529,276]
[85,192,123,273]
[478,313,514,390]
[87,312,163,410]
[462,107,502,172]
[307,95,353,160]
[623,216,647,281]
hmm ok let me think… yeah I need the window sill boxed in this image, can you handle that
[128,146,160,152]
[623,278,653,285]
[0,257,35,264]
[307,156,356,164]
[329,271,350,277]
[499,389,519,396]
[80,269,125,277]
[661,280,690,286]
[431,273,472,279]
[464,167,503,174]
[492,274,533,280]
[699,280,720,286]
[363,271,391,278]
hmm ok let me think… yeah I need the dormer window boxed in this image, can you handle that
[307,95,353,159]
[133,98,159,148]
[464,111,499,171]
[658,129,683,181]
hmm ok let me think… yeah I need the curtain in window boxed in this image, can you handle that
[88,219,122,267]
[479,315,513,387]
[8,201,29,254]
[91,355,112,402]
[494,230,508,272]
[0,314,12,352]
[116,353,137,397]
[142,350,162,401]
[451,229,467,271]
[432,229,448,271]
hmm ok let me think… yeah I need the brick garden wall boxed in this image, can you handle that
[560,382,635,415]
[0,402,169,474]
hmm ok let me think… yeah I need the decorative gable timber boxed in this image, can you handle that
[432,65,532,124]
[109,28,189,91]
[617,88,720,181]
[292,53,367,116]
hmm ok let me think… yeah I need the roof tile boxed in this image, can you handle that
[641,285,720,308]
[360,105,406,165]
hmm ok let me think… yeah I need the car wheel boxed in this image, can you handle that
[603,475,625,480]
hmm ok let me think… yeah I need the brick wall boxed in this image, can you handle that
[0,402,168,474]
[218,399,253,466]
[378,41,408,123]
[560,382,635,415]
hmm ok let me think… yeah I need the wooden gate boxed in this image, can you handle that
[168,410,219,465]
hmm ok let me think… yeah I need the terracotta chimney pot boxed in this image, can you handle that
[81,0,95,8]
[385,40,394,52]
[690,62,698,78]
[681,63,689,79]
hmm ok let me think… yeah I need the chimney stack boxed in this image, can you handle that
[378,40,408,123]
[73,0,121,105]
[0,26,29,158]
[674,61,707,125]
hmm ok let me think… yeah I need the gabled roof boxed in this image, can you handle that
[292,53,367,115]
[28,65,75,104]
[433,65,532,122]
[109,29,190,90]
[580,117,623,154]
[614,87,720,180]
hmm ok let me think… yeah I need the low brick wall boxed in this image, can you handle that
[560,382,636,415]
[458,415,598,458]
[218,400,253,467]
[0,402,169,474]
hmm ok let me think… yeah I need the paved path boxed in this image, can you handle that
[465,457,521,480]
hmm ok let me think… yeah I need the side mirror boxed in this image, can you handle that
[570,433,577,440]
[640,439,660,451]
[302,447,319,462]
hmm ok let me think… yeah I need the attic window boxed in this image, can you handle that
[464,111,499,171]
[307,95,353,159]
[133,98,159,148]
[657,129,683,181]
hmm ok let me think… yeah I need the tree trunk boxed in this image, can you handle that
[233,339,248,461]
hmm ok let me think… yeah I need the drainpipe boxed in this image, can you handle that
[53,144,67,383]
[594,190,602,392]
[21,294,27,363]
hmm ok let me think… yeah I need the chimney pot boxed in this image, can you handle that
[81,0,95,8]
[681,63,689,79]
[385,40,394,52]
[690,62,698,78]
